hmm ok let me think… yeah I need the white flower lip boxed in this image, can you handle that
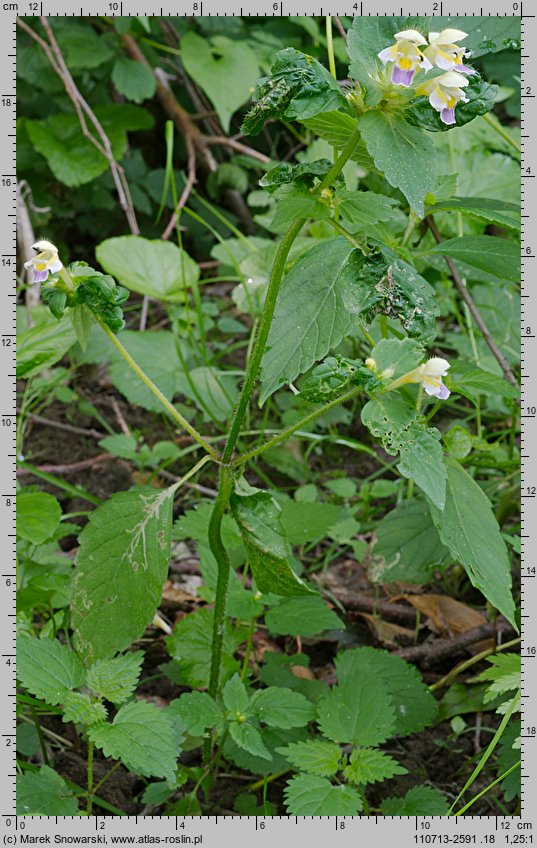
[394,29,428,45]
[428,28,468,45]
[24,239,62,284]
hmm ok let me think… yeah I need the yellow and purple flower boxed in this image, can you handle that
[387,357,451,400]
[415,70,470,125]
[424,28,475,75]
[24,240,62,284]
[378,29,433,88]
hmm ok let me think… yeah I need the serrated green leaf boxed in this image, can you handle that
[169,692,224,736]
[62,692,108,726]
[224,725,308,776]
[112,58,156,104]
[338,189,398,226]
[17,491,61,544]
[17,634,85,706]
[96,236,199,301]
[373,499,450,584]
[361,395,419,456]
[477,654,521,701]
[334,648,437,737]
[166,607,246,688]
[497,720,521,802]
[344,747,407,786]
[398,426,447,510]
[300,112,374,171]
[86,651,144,705]
[284,775,363,815]
[358,110,436,216]
[270,184,330,230]
[277,739,342,777]
[251,687,315,728]
[229,721,272,760]
[88,700,179,781]
[230,491,312,596]
[17,766,79,816]
[449,361,519,400]
[182,33,259,132]
[424,235,520,283]
[260,238,359,403]
[265,596,343,637]
[428,458,516,627]
[72,486,174,663]
[317,670,396,747]
[223,673,250,714]
[381,785,449,815]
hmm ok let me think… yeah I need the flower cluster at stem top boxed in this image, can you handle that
[378,28,475,125]
[24,239,63,284]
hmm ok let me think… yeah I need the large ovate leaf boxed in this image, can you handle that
[88,700,179,781]
[284,774,363,815]
[17,634,85,706]
[230,491,312,596]
[96,236,199,300]
[72,486,174,662]
[182,33,259,132]
[361,394,419,455]
[317,667,396,746]
[265,595,343,637]
[105,330,183,414]
[428,458,516,627]
[358,110,436,216]
[424,235,520,283]
[260,238,359,403]
[17,766,79,816]
[112,58,156,104]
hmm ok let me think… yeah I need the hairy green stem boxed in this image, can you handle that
[96,318,220,461]
[206,127,363,710]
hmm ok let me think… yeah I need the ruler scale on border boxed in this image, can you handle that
[4,1,532,839]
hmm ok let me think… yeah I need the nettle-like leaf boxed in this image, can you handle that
[88,700,179,781]
[229,722,272,760]
[407,76,497,132]
[317,665,396,747]
[169,691,224,736]
[72,486,174,663]
[278,739,342,777]
[284,774,363,816]
[337,189,398,227]
[299,356,382,404]
[230,491,313,596]
[250,687,315,729]
[17,766,80,816]
[358,110,436,216]
[86,651,144,705]
[343,747,407,786]
[223,673,250,715]
[428,458,516,627]
[17,633,85,706]
[269,183,331,231]
[325,648,437,738]
[241,48,346,136]
[300,112,375,171]
[381,785,449,816]
[477,654,521,702]
[343,256,439,341]
[260,238,361,403]
[62,692,108,726]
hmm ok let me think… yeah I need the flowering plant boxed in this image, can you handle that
[16,14,520,818]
